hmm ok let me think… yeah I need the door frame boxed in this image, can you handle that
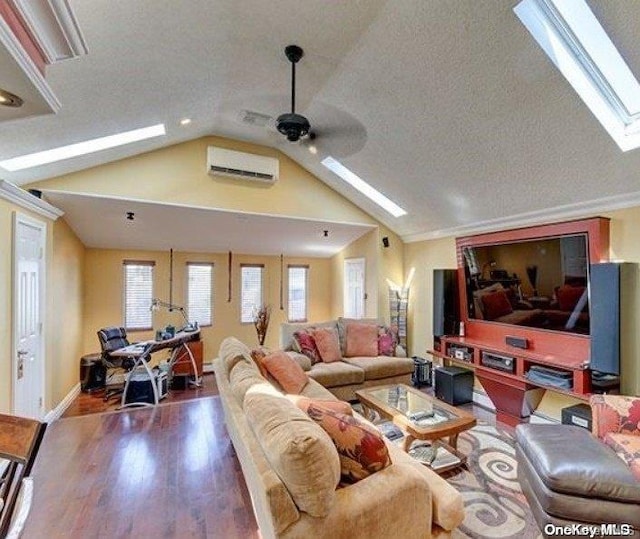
[12,212,47,417]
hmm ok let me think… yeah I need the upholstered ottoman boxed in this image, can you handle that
[516,424,640,537]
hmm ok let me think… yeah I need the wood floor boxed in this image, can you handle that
[28,382,509,538]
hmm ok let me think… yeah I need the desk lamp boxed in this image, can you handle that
[150,299,197,332]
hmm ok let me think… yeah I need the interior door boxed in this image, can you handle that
[13,213,46,419]
[344,258,365,318]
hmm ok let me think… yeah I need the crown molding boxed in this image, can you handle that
[0,16,60,112]
[402,191,640,243]
[8,0,87,63]
[0,180,64,220]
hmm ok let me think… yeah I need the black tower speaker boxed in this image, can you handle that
[433,269,460,338]
[590,262,620,375]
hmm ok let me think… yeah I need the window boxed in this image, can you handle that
[344,258,365,318]
[123,260,154,330]
[187,262,213,326]
[241,264,264,323]
[288,265,309,322]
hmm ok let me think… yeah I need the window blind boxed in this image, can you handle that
[123,261,154,330]
[241,265,264,323]
[288,265,308,322]
[187,263,213,326]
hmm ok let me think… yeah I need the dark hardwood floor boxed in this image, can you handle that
[29,380,510,538]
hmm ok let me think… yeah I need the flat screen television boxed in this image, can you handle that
[462,234,590,335]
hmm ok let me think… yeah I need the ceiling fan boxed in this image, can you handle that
[276,45,312,142]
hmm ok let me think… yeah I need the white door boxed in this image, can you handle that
[344,258,365,318]
[13,213,46,419]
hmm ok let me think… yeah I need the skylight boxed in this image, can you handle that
[321,156,407,218]
[0,124,167,171]
[515,0,640,151]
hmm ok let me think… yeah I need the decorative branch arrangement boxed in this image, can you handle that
[253,304,271,346]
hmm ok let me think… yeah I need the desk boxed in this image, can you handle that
[111,330,201,408]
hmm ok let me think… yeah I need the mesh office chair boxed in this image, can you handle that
[97,327,135,402]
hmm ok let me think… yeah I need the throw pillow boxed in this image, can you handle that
[261,351,309,394]
[556,285,586,312]
[378,325,398,356]
[337,317,379,354]
[288,395,353,416]
[345,322,378,357]
[250,348,269,378]
[481,290,513,320]
[312,327,342,363]
[293,330,321,364]
[306,404,391,483]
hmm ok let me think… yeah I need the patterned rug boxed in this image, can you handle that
[445,424,542,539]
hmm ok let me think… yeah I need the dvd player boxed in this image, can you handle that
[480,351,516,373]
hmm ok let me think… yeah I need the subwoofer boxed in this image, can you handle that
[433,269,459,339]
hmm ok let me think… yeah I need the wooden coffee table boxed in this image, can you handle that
[356,383,477,452]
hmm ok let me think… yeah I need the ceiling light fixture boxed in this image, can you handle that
[321,156,407,218]
[0,124,166,171]
[0,88,23,108]
[180,118,192,125]
[515,0,640,151]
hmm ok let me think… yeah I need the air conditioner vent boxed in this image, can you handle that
[207,147,279,184]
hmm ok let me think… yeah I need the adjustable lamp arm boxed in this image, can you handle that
[150,298,191,327]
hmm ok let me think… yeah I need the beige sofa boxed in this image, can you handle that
[280,319,415,401]
[215,336,465,539]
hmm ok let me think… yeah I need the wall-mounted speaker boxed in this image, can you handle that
[433,269,459,338]
[382,236,390,248]
[590,262,639,395]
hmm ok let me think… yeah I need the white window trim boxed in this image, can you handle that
[515,0,640,151]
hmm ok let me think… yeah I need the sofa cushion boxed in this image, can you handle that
[219,336,253,376]
[287,395,353,416]
[307,361,365,387]
[605,433,640,480]
[342,356,414,381]
[280,320,337,351]
[345,322,379,357]
[293,330,321,365]
[285,351,312,372]
[243,392,340,517]
[229,361,265,402]
[299,378,339,400]
[312,327,342,363]
[337,317,379,354]
[262,351,308,394]
[306,404,391,484]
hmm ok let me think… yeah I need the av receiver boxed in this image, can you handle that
[481,351,516,373]
[448,345,473,363]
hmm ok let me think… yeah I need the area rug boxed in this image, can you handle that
[446,424,542,539]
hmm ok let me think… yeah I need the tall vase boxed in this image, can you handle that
[526,265,538,296]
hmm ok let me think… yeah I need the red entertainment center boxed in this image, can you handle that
[429,217,611,426]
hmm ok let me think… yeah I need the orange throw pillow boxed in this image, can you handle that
[306,404,391,483]
[312,327,342,363]
[345,322,378,357]
[288,395,353,416]
[261,351,309,394]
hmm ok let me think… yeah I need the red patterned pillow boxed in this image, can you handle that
[312,327,342,363]
[293,330,321,364]
[306,404,391,483]
[481,290,513,320]
[556,285,586,312]
[378,325,398,356]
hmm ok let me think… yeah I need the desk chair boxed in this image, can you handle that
[0,414,46,538]
[97,327,135,402]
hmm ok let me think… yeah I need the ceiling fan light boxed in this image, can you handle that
[276,112,310,142]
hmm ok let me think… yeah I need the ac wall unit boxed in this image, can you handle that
[207,147,279,184]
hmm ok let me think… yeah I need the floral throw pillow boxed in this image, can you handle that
[378,325,398,356]
[306,404,391,483]
[293,329,321,364]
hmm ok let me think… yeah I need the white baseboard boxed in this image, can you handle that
[203,361,214,374]
[529,412,560,424]
[44,382,80,423]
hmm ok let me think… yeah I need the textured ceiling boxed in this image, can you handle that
[2,1,640,240]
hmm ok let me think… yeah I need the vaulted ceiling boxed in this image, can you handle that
[2,1,640,241]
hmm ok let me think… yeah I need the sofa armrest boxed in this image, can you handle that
[590,395,640,440]
[282,463,434,539]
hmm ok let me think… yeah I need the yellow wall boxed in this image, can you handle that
[83,248,332,359]
[49,218,85,407]
[0,198,84,415]
[29,136,376,226]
